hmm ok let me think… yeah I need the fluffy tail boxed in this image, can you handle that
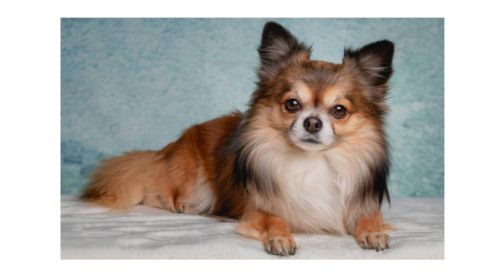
[81,151,159,209]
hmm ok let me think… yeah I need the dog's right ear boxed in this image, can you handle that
[343,40,395,87]
[257,22,311,80]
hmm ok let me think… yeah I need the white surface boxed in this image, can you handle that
[61,197,444,259]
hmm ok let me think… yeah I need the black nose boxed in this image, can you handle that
[303,117,322,133]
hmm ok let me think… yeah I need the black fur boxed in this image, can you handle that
[231,141,280,198]
[227,116,280,197]
[232,146,250,190]
[353,156,391,212]
[373,158,391,206]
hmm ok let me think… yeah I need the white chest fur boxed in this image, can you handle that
[254,151,356,234]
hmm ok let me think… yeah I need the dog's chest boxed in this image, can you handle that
[266,153,353,234]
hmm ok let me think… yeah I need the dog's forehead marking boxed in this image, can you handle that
[292,80,345,108]
[321,86,346,107]
[292,80,313,103]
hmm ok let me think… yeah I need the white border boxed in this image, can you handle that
[1,0,479,279]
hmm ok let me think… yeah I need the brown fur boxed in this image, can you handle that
[82,113,245,214]
[353,210,392,251]
[236,201,297,256]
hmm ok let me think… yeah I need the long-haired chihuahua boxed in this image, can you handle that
[82,21,394,256]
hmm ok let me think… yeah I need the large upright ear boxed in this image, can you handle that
[343,40,394,87]
[257,22,311,80]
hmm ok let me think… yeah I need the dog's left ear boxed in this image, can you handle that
[343,40,394,87]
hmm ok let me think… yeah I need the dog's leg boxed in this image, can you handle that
[236,208,296,256]
[353,210,391,251]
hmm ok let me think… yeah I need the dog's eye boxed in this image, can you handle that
[284,99,302,113]
[331,105,347,119]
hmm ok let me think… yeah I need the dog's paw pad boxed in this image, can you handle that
[358,232,390,251]
[264,235,297,256]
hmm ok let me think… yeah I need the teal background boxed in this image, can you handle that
[61,18,444,197]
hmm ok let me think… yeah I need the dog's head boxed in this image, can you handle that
[248,22,394,152]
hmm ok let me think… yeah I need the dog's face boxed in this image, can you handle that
[250,22,394,152]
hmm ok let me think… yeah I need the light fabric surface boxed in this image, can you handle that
[61,197,443,259]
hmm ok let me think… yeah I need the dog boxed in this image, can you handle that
[81,21,394,256]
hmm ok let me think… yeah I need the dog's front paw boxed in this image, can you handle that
[263,235,297,256]
[173,201,199,214]
[357,232,390,252]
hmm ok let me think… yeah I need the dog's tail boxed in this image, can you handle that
[81,151,161,209]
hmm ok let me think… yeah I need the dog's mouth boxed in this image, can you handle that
[288,134,335,152]
[293,137,331,152]
[300,137,322,144]
[287,130,334,152]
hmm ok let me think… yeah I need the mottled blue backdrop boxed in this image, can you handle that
[61,18,444,197]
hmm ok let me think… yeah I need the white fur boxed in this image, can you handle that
[249,122,383,234]
[292,81,312,103]
[252,150,349,234]
[289,108,335,151]
[288,81,336,151]
[188,169,216,214]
